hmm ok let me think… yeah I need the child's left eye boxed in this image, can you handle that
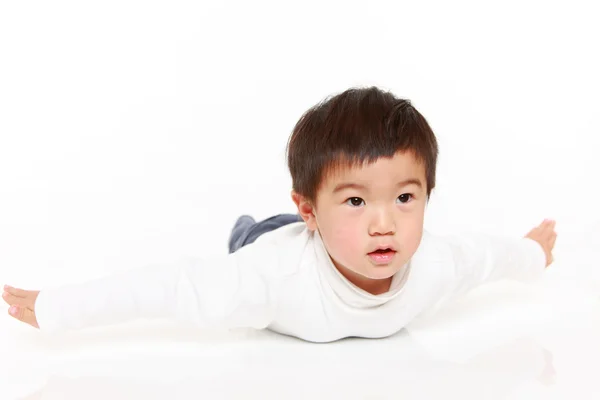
[397,194,413,203]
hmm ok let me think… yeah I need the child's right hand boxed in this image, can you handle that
[2,285,40,328]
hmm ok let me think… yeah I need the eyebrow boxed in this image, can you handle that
[332,178,423,194]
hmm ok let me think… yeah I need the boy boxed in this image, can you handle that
[2,87,556,343]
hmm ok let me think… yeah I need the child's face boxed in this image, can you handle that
[294,151,428,285]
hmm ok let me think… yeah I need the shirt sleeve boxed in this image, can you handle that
[34,241,288,333]
[443,234,547,297]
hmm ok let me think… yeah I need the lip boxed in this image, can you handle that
[369,244,396,253]
[367,247,397,266]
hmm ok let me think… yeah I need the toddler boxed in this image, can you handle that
[2,86,556,342]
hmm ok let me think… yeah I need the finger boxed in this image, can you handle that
[542,219,556,231]
[526,226,541,237]
[8,305,39,328]
[2,291,35,309]
[3,285,29,298]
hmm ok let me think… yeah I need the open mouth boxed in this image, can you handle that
[367,248,397,265]
[371,248,393,254]
[369,247,395,255]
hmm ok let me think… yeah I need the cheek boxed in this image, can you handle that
[333,226,361,251]
[400,213,424,251]
[323,218,362,256]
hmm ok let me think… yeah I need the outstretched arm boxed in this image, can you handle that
[3,246,285,333]
[445,219,556,296]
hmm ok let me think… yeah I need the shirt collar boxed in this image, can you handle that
[311,229,411,308]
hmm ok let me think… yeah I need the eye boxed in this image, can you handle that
[345,197,365,207]
[397,193,413,204]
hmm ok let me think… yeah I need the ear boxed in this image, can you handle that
[291,190,318,231]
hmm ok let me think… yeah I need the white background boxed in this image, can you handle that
[1,0,598,284]
[1,1,599,399]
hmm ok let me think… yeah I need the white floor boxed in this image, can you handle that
[2,256,599,400]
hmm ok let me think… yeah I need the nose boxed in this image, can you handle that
[368,207,396,236]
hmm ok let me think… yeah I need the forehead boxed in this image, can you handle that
[322,151,426,187]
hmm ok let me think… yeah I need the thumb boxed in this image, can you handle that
[8,305,39,328]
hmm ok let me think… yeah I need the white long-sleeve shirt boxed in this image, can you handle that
[34,222,547,343]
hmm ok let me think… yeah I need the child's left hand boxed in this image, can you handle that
[2,285,40,328]
[525,219,557,268]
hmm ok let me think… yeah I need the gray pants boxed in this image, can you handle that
[228,213,303,254]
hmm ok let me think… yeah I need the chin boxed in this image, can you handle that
[364,266,399,280]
